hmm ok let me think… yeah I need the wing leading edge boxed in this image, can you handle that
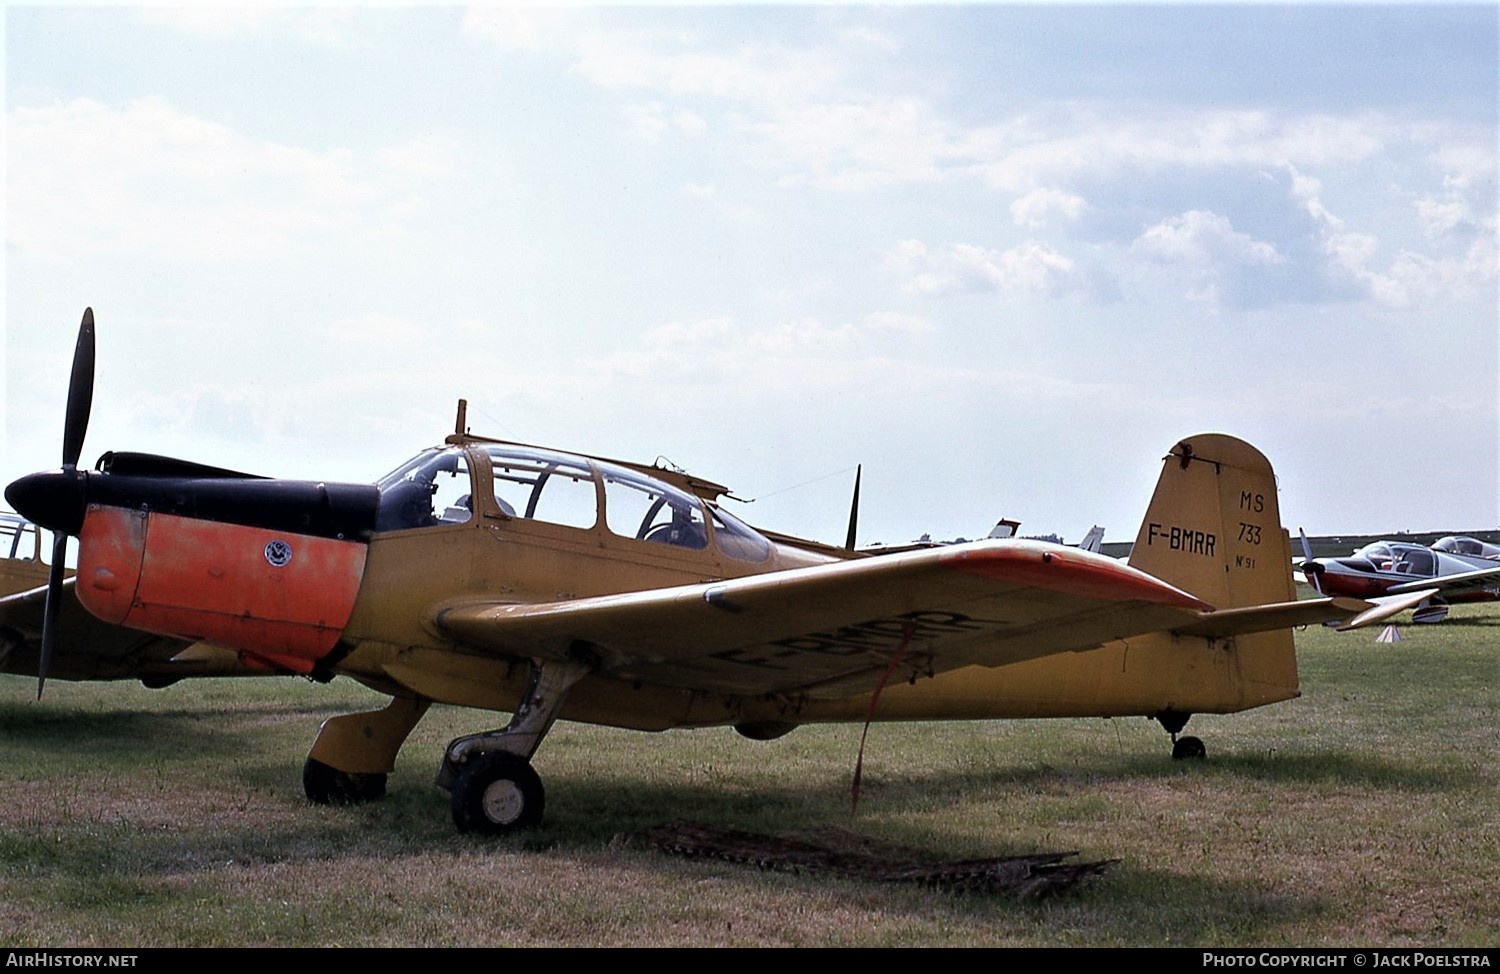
[1388,564,1500,597]
[432,539,1217,699]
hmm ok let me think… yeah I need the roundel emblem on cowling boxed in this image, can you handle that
[264,540,293,567]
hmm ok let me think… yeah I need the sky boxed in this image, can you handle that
[4,3,1496,547]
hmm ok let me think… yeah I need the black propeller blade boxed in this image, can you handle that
[62,309,95,469]
[37,532,70,698]
[32,308,95,698]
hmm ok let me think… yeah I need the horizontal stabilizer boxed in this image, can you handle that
[1337,589,1439,631]
[1173,597,1370,638]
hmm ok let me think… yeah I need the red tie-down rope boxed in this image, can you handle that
[850,622,916,815]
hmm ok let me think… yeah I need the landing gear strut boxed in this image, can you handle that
[304,695,430,804]
[438,657,591,834]
[1156,709,1207,761]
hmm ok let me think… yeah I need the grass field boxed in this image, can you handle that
[0,606,1494,947]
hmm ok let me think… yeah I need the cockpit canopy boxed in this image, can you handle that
[1350,542,1436,577]
[1432,536,1500,560]
[375,444,770,562]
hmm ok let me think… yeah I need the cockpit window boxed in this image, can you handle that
[485,447,598,530]
[376,448,473,531]
[1396,547,1435,576]
[1435,536,1483,556]
[600,465,708,550]
[709,506,771,562]
[0,514,40,561]
[1358,542,1436,576]
[1358,543,1393,569]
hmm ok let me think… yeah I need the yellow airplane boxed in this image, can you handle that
[2,310,1425,833]
[0,513,51,596]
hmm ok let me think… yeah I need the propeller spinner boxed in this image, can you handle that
[5,309,96,697]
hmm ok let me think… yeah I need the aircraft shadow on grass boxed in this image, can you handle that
[0,767,1324,941]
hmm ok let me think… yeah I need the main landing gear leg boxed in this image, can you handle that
[1155,709,1207,761]
[304,695,431,804]
[437,658,591,834]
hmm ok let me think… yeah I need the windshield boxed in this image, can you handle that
[375,448,473,531]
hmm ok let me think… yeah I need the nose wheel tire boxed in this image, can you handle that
[1171,736,1207,761]
[451,753,545,834]
[303,757,388,804]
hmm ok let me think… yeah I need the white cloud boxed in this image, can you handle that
[573,31,842,106]
[376,136,461,180]
[1129,210,1284,308]
[745,97,983,191]
[642,317,737,350]
[621,101,708,142]
[139,5,353,43]
[747,317,857,354]
[838,25,901,52]
[321,313,426,346]
[976,110,1392,193]
[1288,163,1497,306]
[1132,210,1282,268]
[499,24,985,192]
[1010,188,1087,229]
[888,239,1090,299]
[862,311,934,335]
[460,6,583,53]
[680,182,756,222]
[7,98,455,262]
[1415,143,1497,240]
[1416,198,1471,238]
[138,6,286,37]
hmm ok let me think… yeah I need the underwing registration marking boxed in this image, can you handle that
[711,609,1004,670]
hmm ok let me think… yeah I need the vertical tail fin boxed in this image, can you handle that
[1128,434,1295,608]
[1127,434,1299,704]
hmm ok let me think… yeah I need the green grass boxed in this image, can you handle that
[0,607,1494,946]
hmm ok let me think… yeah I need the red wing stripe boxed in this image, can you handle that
[938,544,1212,611]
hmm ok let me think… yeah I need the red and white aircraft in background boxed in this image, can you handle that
[1298,532,1500,624]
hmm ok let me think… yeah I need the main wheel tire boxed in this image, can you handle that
[303,757,388,804]
[450,753,545,834]
[1171,736,1207,761]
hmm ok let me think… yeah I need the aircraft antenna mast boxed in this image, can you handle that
[845,464,862,550]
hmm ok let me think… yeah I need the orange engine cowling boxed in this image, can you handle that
[76,504,367,674]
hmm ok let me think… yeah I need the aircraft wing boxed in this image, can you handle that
[1387,564,1500,597]
[0,580,242,683]
[433,540,1222,699]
